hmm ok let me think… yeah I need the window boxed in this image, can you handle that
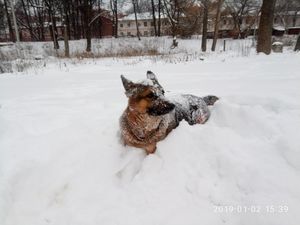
[223,19,227,25]
[120,23,123,28]
[138,22,141,27]
[144,21,147,27]
[121,32,124,36]
[151,22,154,26]
[127,23,131,27]
[144,31,148,36]
[127,32,131,36]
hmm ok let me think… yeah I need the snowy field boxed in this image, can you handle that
[0,44,300,225]
[0,37,260,73]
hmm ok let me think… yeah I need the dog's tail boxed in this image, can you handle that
[203,95,219,106]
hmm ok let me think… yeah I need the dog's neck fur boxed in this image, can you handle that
[125,107,162,141]
[120,104,177,154]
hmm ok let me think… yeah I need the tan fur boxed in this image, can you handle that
[120,91,176,154]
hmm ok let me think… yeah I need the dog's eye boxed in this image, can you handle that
[146,93,156,99]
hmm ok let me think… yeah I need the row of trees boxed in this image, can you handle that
[0,0,107,51]
[1,0,299,54]
[127,0,299,53]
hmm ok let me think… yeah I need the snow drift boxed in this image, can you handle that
[0,52,300,225]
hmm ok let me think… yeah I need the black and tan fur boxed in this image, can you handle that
[120,71,218,154]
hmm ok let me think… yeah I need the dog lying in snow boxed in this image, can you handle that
[120,71,218,154]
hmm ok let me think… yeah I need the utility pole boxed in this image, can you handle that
[9,0,20,42]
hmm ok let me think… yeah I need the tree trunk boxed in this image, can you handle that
[3,0,15,42]
[158,0,161,36]
[162,0,177,38]
[63,1,70,57]
[70,2,77,39]
[151,0,157,36]
[257,0,276,55]
[75,0,81,39]
[63,25,69,57]
[114,0,118,38]
[110,0,116,37]
[48,8,59,50]
[201,0,208,52]
[295,35,300,51]
[83,0,92,52]
[34,5,45,41]
[132,0,140,40]
[97,0,102,38]
[9,0,20,42]
[21,0,35,41]
[211,0,223,51]
[65,0,71,40]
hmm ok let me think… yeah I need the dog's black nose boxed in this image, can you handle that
[168,103,175,111]
[148,101,175,116]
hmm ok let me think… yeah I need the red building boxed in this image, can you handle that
[2,12,113,42]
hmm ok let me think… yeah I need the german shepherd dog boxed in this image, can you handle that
[120,71,218,154]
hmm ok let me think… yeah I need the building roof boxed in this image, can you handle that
[119,12,167,21]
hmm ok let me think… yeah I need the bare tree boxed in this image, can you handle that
[3,0,15,42]
[0,2,6,38]
[132,0,141,40]
[179,3,202,37]
[163,0,199,37]
[62,0,70,57]
[158,0,161,36]
[295,35,300,51]
[44,0,61,49]
[110,0,118,38]
[151,0,157,36]
[275,0,300,33]
[201,0,209,52]
[211,0,224,51]
[82,0,93,52]
[257,0,277,54]
[0,0,110,43]
[30,0,47,41]
[163,0,180,37]
[19,0,36,40]
[9,0,20,42]
[225,0,261,38]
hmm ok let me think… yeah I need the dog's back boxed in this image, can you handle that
[171,94,219,125]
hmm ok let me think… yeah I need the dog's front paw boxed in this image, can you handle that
[144,143,157,154]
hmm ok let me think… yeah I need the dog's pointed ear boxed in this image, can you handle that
[121,75,135,93]
[146,71,158,82]
[146,71,165,94]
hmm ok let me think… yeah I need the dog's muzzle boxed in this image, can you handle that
[148,101,175,116]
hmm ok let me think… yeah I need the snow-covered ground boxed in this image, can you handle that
[0,37,259,74]
[0,50,300,225]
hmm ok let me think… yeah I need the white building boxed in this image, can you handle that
[118,12,169,37]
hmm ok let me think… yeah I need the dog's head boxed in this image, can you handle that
[121,71,175,116]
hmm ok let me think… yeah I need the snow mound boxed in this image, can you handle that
[1,52,300,225]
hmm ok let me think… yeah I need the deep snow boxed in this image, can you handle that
[0,51,300,225]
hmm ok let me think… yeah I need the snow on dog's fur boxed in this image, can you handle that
[120,71,219,154]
